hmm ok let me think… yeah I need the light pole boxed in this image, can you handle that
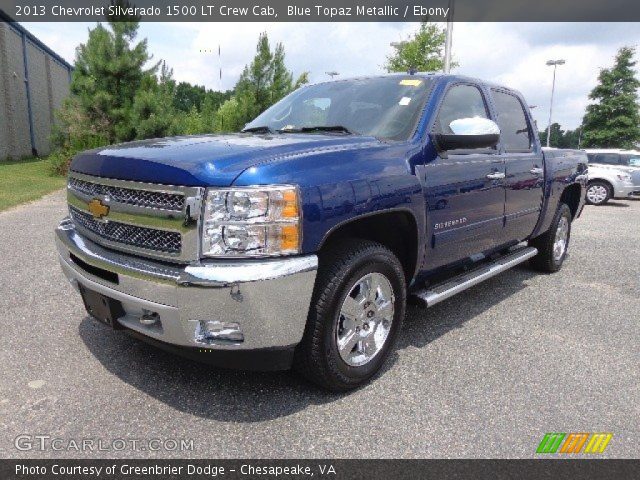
[545,59,565,148]
[443,0,455,73]
[325,71,339,79]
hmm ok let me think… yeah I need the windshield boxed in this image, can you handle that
[244,76,433,141]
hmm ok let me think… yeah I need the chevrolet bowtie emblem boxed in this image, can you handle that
[88,198,109,219]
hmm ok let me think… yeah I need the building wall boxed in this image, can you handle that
[0,21,71,160]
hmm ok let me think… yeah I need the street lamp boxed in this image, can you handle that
[443,0,455,73]
[325,71,339,79]
[545,59,566,148]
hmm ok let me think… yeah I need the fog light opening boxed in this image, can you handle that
[195,320,244,344]
[139,309,160,326]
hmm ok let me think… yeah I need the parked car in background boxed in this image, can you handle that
[585,163,635,205]
[585,149,640,196]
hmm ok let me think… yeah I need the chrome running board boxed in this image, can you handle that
[413,247,538,308]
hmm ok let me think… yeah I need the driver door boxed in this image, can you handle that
[420,83,506,269]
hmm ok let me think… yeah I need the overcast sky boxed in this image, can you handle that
[23,21,640,130]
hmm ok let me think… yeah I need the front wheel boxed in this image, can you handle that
[294,239,406,391]
[586,181,611,205]
[528,203,572,273]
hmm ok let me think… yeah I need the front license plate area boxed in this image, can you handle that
[78,285,125,329]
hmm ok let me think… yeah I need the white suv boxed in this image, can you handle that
[585,163,635,205]
[585,149,640,197]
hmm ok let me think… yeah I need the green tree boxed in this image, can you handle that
[173,82,207,112]
[539,123,583,149]
[385,21,452,73]
[67,6,158,144]
[132,61,176,139]
[233,32,308,127]
[214,96,251,132]
[539,123,564,148]
[581,46,640,149]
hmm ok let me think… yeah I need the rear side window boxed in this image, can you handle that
[491,90,532,152]
[434,84,489,134]
[592,153,620,165]
[620,154,640,166]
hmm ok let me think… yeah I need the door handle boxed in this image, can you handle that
[530,167,544,175]
[486,172,505,180]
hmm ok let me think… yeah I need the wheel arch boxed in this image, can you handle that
[560,183,583,218]
[318,209,421,283]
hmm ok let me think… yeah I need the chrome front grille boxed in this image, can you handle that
[68,177,184,211]
[70,206,182,253]
[67,172,204,262]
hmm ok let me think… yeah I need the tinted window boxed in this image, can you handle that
[492,90,531,152]
[592,153,620,165]
[245,76,433,141]
[434,84,488,135]
[620,154,640,166]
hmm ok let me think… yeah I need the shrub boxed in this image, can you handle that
[47,149,75,176]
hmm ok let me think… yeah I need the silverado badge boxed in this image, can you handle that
[88,198,109,219]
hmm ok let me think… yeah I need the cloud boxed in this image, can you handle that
[20,21,640,130]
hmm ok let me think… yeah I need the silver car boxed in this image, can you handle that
[586,163,635,205]
[585,149,640,195]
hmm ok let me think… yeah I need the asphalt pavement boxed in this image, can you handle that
[0,190,638,458]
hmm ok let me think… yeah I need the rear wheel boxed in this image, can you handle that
[294,239,406,391]
[528,203,572,273]
[586,181,611,205]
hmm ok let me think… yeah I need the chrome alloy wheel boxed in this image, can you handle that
[586,184,608,204]
[336,272,395,367]
[553,216,569,262]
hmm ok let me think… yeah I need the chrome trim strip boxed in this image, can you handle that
[56,218,319,288]
[69,171,199,197]
[67,172,204,263]
[68,187,188,223]
[179,256,319,287]
[57,217,182,284]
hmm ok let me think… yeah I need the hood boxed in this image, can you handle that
[70,133,380,186]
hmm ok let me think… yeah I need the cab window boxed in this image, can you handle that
[434,84,489,135]
[491,90,532,152]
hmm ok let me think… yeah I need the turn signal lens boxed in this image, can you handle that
[281,190,299,219]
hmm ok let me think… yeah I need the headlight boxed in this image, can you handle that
[202,186,301,257]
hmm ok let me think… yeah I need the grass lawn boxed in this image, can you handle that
[0,157,66,212]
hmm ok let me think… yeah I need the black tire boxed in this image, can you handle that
[294,239,406,391]
[528,203,572,273]
[585,181,612,205]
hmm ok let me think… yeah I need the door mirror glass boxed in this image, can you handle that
[433,117,500,151]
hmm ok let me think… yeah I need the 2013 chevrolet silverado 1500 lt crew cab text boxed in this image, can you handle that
[56,74,588,391]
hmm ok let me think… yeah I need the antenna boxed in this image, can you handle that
[218,44,222,91]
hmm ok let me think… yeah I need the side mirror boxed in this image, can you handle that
[433,117,500,152]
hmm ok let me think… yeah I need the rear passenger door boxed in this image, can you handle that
[422,83,506,269]
[491,89,544,241]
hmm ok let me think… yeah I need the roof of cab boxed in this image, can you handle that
[307,72,519,95]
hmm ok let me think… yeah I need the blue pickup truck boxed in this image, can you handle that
[56,74,588,390]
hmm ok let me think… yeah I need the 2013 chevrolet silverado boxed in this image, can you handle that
[56,74,588,391]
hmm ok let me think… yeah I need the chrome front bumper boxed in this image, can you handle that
[56,218,318,361]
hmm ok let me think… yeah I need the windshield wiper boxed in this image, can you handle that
[241,126,275,134]
[279,125,356,135]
